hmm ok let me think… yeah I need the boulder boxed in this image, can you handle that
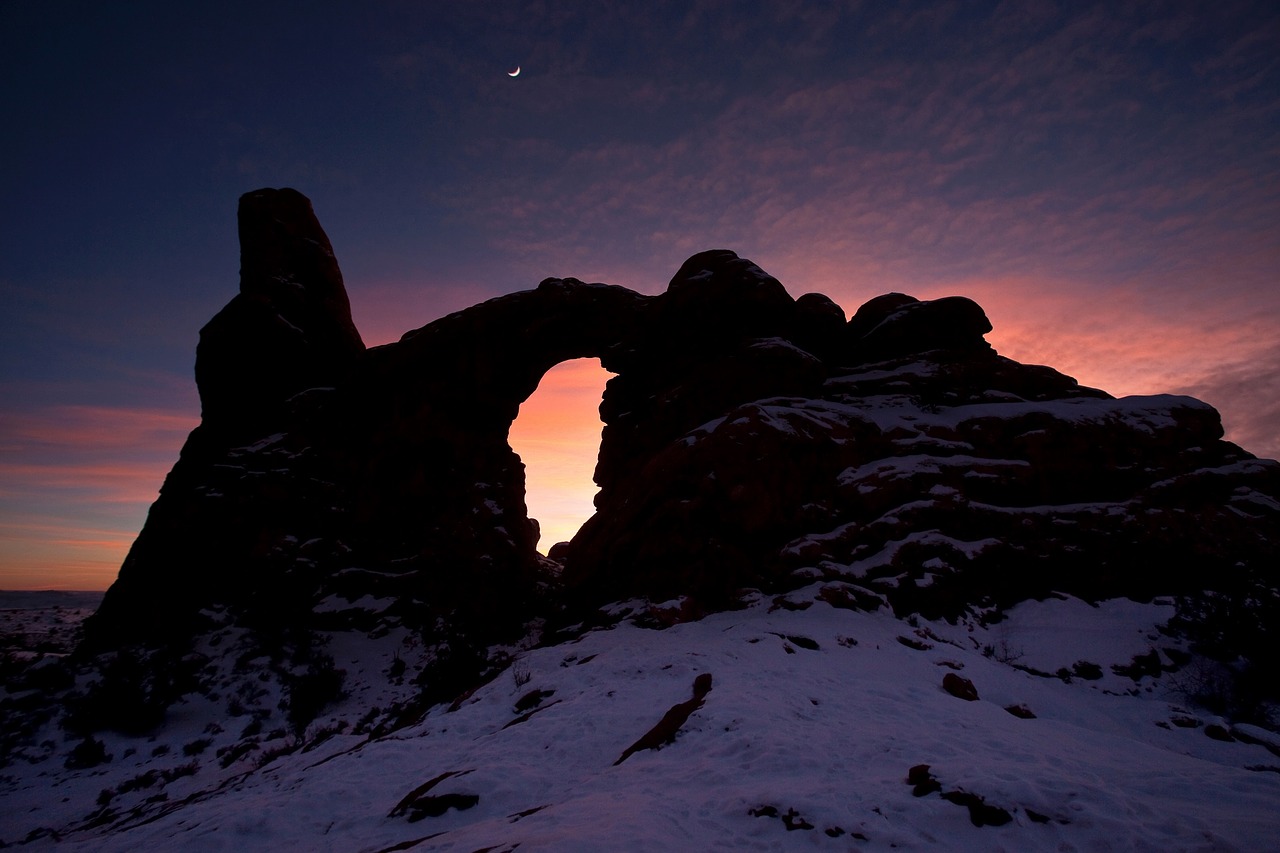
[843,293,992,362]
[943,673,980,701]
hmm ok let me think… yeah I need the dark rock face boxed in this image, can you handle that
[942,673,979,701]
[197,188,365,434]
[844,293,992,362]
[82,188,1280,654]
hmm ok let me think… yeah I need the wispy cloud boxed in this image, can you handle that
[360,2,1278,474]
[414,2,1275,286]
[0,519,135,556]
[1179,342,1280,462]
[0,516,136,591]
[889,272,1279,460]
[0,404,195,452]
[6,0,1275,588]
[0,403,195,589]
[0,558,124,592]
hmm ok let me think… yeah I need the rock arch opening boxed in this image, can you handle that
[507,357,614,555]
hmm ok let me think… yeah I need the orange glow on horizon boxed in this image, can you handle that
[0,559,123,592]
[0,520,134,591]
[0,404,195,590]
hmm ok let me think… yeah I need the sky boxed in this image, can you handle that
[1,0,1277,590]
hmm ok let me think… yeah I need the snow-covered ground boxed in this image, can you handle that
[3,587,1278,851]
[0,591,102,658]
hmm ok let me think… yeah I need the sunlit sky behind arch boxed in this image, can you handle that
[508,358,613,553]
[1,0,1276,589]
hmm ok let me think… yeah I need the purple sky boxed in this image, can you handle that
[1,1,1277,589]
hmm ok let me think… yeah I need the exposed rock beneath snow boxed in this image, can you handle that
[943,672,980,701]
[613,671,713,765]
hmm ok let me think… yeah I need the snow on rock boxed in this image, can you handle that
[6,590,1278,851]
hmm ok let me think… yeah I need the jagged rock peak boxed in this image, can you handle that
[194,188,365,431]
[236,188,360,332]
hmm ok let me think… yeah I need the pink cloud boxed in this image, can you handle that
[840,272,1280,461]
[0,558,122,592]
[350,278,519,347]
[0,404,195,450]
[0,405,194,503]
[0,519,134,553]
[0,403,195,590]
[1181,357,1280,462]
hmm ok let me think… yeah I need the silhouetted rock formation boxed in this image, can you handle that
[82,188,1280,654]
[198,187,365,434]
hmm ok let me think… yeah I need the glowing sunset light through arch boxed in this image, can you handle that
[507,357,613,552]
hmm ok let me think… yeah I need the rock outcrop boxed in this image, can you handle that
[86,189,368,649]
[82,189,1280,654]
[197,187,365,434]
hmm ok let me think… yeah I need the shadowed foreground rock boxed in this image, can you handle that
[83,189,1280,653]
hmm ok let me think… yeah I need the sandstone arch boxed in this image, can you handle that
[84,188,1280,652]
[507,357,613,553]
[87,188,874,648]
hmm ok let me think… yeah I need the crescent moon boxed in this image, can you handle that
[508,66,521,77]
